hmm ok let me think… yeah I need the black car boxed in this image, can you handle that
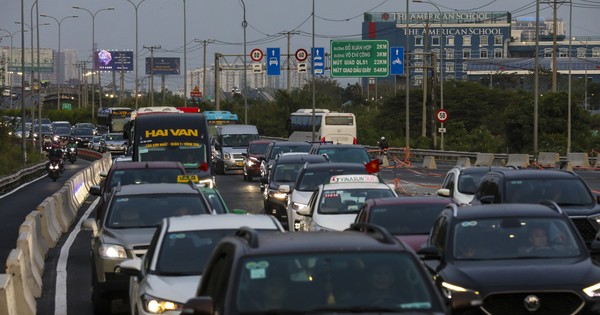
[71,127,95,148]
[260,141,312,180]
[309,143,373,165]
[471,169,600,250]
[182,224,479,315]
[419,202,600,315]
[261,153,328,229]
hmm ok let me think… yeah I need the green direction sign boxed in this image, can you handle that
[330,40,389,78]
[61,103,72,110]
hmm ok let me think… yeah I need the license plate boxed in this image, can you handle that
[237,162,244,167]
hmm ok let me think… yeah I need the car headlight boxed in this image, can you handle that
[291,202,308,211]
[583,283,600,297]
[441,282,479,300]
[272,192,288,200]
[142,294,183,314]
[98,244,127,259]
[246,159,256,166]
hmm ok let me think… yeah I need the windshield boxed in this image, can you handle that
[457,172,487,194]
[108,168,185,191]
[73,128,93,136]
[369,204,447,235]
[270,145,311,159]
[105,134,124,141]
[317,148,370,164]
[138,145,208,165]
[235,252,437,313]
[55,127,71,135]
[453,217,582,260]
[297,169,368,191]
[272,163,304,182]
[221,134,259,147]
[318,188,395,214]
[106,194,209,228]
[249,142,270,155]
[503,178,594,206]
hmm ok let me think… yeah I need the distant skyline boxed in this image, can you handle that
[1,0,599,91]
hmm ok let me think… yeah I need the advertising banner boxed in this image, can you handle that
[96,50,134,71]
[145,57,180,75]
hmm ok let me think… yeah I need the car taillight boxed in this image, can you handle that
[321,137,326,142]
[353,137,357,144]
[198,162,209,172]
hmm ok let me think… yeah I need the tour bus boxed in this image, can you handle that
[96,107,134,133]
[127,112,214,187]
[204,110,240,137]
[287,108,357,144]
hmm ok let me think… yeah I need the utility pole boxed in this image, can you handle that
[143,45,160,107]
[194,39,214,100]
[215,52,221,110]
[551,0,558,92]
[280,31,299,93]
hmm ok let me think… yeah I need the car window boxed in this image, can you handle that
[504,178,594,206]
[249,143,269,155]
[270,145,311,159]
[369,204,446,235]
[106,134,124,141]
[108,169,184,190]
[297,168,368,191]
[106,194,209,228]
[318,148,369,164]
[273,163,304,182]
[318,188,395,214]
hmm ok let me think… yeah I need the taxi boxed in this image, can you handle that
[177,175,247,214]
[297,174,397,232]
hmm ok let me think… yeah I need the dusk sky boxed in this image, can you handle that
[1,0,598,90]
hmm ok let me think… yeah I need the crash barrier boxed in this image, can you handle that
[0,152,112,315]
[474,153,495,166]
[455,157,471,167]
[506,154,530,168]
[537,152,560,168]
[422,156,437,169]
[0,163,46,195]
[567,153,591,168]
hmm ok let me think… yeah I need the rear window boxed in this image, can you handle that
[109,168,185,190]
[317,148,370,164]
[249,143,270,155]
[325,116,354,126]
[270,145,311,159]
[297,168,368,191]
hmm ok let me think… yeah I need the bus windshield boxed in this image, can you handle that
[138,145,207,166]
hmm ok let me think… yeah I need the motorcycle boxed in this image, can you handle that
[66,147,78,164]
[47,160,62,181]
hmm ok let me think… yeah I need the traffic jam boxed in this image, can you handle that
[20,107,600,315]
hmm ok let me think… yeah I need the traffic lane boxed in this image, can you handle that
[216,171,265,214]
[0,159,90,265]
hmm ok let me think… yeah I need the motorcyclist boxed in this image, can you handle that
[378,136,389,155]
[67,137,78,152]
[47,141,65,173]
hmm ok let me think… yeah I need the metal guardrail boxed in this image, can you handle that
[0,162,47,195]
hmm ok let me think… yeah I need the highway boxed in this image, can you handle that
[3,161,600,314]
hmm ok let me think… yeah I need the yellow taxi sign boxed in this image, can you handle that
[177,175,200,183]
[329,174,379,184]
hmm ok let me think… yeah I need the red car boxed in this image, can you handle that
[354,196,455,252]
[242,139,273,182]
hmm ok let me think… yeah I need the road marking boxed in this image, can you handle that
[54,197,98,315]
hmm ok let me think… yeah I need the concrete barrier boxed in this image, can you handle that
[456,157,471,167]
[422,156,437,169]
[538,152,560,168]
[17,217,45,287]
[506,154,530,168]
[55,187,75,229]
[16,231,42,298]
[380,155,389,167]
[474,153,494,166]
[36,199,60,248]
[0,274,18,315]
[50,194,70,234]
[6,249,35,315]
[567,153,591,168]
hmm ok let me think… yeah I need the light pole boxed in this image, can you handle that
[0,29,25,109]
[405,0,411,147]
[567,0,572,153]
[311,0,315,141]
[20,0,26,166]
[534,0,540,158]
[40,14,78,110]
[125,0,147,110]
[73,6,115,120]
[413,0,444,150]
[183,0,188,107]
[240,0,248,124]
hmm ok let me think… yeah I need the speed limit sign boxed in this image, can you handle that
[295,48,308,61]
[250,48,263,62]
[436,109,448,123]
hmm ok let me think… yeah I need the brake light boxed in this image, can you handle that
[198,162,209,172]
[321,137,326,142]
[353,137,357,144]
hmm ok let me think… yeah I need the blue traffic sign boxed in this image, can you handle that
[390,46,404,75]
[266,48,280,76]
[312,47,325,75]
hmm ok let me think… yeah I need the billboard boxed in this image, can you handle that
[145,57,180,75]
[95,50,134,72]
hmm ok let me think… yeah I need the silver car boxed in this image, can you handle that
[100,132,127,154]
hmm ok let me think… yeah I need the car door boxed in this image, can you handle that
[198,243,236,314]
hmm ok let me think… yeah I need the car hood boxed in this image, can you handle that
[223,147,247,154]
[143,274,201,304]
[101,227,157,248]
[105,140,126,145]
[315,213,357,231]
[444,257,600,296]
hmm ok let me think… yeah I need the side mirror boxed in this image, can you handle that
[278,185,291,193]
[81,218,99,238]
[182,296,214,315]
[437,188,450,198]
[90,185,102,196]
[117,258,143,279]
[417,245,441,260]
[479,195,495,204]
[450,290,482,311]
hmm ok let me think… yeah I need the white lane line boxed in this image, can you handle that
[54,197,98,315]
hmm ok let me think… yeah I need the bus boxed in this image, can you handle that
[128,112,214,187]
[97,107,134,133]
[287,109,357,144]
[204,111,239,137]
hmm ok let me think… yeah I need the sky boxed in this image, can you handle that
[1,0,599,91]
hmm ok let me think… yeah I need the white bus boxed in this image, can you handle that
[287,109,357,144]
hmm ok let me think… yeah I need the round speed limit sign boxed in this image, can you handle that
[250,48,263,62]
[436,109,449,123]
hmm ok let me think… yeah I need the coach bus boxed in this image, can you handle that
[128,112,214,187]
[204,110,239,137]
[97,107,134,133]
[287,108,357,144]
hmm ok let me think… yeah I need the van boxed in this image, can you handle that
[213,125,259,174]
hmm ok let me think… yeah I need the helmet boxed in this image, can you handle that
[381,136,385,140]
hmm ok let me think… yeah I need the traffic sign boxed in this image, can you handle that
[252,63,263,73]
[438,127,447,133]
[295,48,308,61]
[436,109,449,123]
[390,46,404,75]
[312,47,325,75]
[297,62,307,73]
[190,85,202,98]
[250,48,263,62]
[330,40,389,78]
[266,48,280,76]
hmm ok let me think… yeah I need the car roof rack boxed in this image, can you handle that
[235,226,260,248]
[539,200,563,214]
[346,223,397,245]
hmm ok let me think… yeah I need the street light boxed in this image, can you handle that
[0,29,26,109]
[567,0,572,153]
[125,0,147,110]
[40,14,78,110]
[73,6,115,120]
[183,0,188,107]
[405,0,411,147]
[240,0,248,124]
[413,0,444,150]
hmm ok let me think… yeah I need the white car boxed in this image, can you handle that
[118,214,284,315]
[436,166,514,205]
[297,174,397,232]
